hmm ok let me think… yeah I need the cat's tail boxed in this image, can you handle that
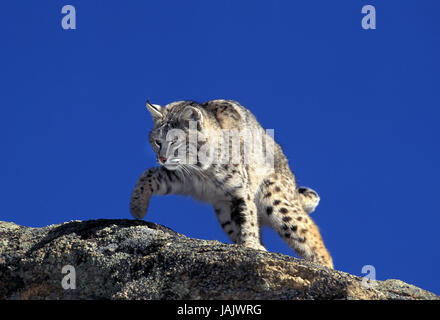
[298,187,320,214]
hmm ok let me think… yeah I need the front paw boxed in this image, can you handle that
[243,242,267,252]
[129,189,151,219]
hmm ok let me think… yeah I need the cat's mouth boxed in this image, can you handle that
[161,158,182,171]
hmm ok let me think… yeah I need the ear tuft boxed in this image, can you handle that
[146,100,163,121]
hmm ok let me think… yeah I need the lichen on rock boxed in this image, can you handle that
[0,219,438,300]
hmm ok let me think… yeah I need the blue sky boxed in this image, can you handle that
[1,1,439,294]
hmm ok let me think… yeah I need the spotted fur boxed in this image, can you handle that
[130,99,333,268]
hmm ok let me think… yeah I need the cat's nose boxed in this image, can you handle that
[159,156,167,163]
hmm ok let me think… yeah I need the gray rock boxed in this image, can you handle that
[0,219,438,300]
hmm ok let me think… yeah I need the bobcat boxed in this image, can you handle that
[130,99,333,268]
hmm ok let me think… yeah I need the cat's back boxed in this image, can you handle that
[201,99,290,174]
[201,99,262,131]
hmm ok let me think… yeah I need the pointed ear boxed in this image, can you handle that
[181,106,203,124]
[146,100,163,121]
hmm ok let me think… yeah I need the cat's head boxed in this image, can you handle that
[146,100,210,171]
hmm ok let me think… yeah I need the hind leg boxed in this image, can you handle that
[259,180,333,268]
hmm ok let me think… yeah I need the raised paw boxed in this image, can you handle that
[129,188,152,219]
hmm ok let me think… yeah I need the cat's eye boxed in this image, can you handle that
[154,140,162,148]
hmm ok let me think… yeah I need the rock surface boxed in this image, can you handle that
[0,219,438,300]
